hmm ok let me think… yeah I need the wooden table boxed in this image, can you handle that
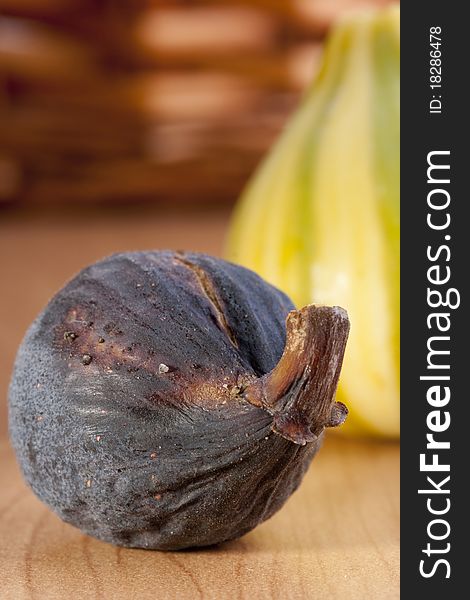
[0,208,399,599]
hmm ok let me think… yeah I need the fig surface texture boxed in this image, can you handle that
[9,251,349,550]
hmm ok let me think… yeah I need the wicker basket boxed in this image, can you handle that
[0,0,395,208]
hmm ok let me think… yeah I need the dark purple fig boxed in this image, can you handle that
[9,251,349,550]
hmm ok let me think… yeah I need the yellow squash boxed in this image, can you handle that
[226,6,400,437]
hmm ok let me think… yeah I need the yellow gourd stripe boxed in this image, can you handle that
[227,22,353,302]
[226,7,400,438]
[310,15,399,436]
[259,23,356,301]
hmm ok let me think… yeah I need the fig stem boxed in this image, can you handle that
[244,305,350,445]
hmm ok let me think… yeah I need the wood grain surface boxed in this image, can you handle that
[0,208,399,599]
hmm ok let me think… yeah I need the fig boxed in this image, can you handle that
[9,251,349,550]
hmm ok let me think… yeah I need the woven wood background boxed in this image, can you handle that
[1,0,395,208]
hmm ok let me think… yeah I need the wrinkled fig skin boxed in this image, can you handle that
[9,251,349,550]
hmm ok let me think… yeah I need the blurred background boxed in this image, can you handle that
[0,0,395,434]
[0,0,396,208]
